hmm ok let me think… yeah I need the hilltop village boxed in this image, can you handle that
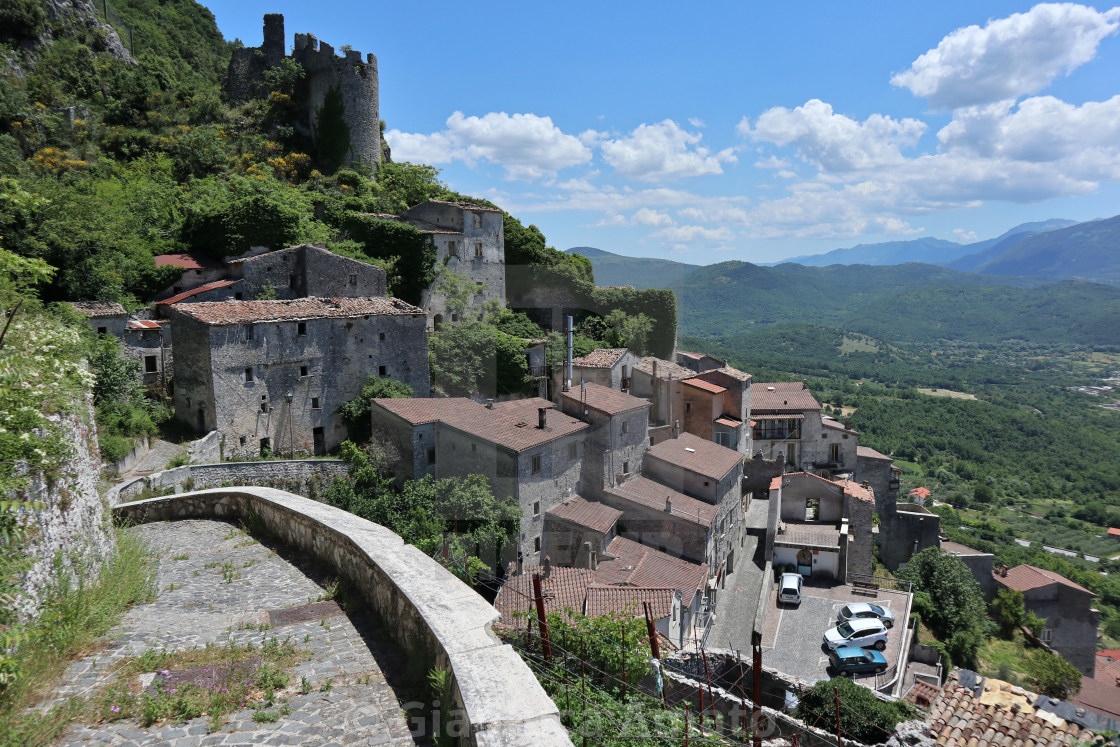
[7,8,1120,746]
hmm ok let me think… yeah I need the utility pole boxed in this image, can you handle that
[285,391,294,457]
[753,630,763,747]
[834,685,843,747]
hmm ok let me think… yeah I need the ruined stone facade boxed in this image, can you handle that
[168,297,429,459]
[226,14,380,168]
[228,244,387,301]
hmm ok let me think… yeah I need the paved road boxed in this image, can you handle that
[706,533,765,653]
[49,520,418,746]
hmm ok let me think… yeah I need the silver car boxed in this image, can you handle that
[778,573,802,605]
[838,602,895,628]
[823,618,888,651]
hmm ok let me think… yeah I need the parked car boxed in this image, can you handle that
[777,572,802,605]
[823,618,888,651]
[829,646,888,676]
[838,602,895,628]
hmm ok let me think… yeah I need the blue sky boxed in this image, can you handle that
[204,1,1120,264]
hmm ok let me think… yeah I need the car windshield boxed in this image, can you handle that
[840,605,852,617]
[837,622,854,637]
[869,604,884,615]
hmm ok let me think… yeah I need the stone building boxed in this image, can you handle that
[676,351,725,373]
[562,348,640,392]
[369,397,588,563]
[69,301,128,337]
[168,296,429,459]
[995,564,1100,677]
[390,201,507,329]
[559,382,650,491]
[226,14,380,168]
[751,382,856,474]
[153,253,227,302]
[765,471,875,582]
[68,303,172,389]
[226,244,387,301]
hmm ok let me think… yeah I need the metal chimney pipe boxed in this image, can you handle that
[538,407,547,429]
[565,315,573,391]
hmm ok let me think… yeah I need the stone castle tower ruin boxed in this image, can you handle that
[225,14,380,169]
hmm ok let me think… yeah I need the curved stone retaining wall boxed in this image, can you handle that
[113,488,571,746]
[111,459,348,504]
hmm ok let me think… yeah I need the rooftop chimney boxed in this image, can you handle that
[538,407,547,429]
[665,496,673,513]
[672,419,680,439]
[516,550,523,576]
[486,398,494,409]
[542,554,551,578]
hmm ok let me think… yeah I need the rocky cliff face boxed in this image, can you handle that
[1,0,131,77]
[14,399,114,622]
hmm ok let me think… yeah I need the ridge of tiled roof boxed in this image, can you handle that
[598,536,708,594]
[633,357,700,381]
[702,366,752,383]
[682,378,727,395]
[838,478,875,505]
[418,199,504,213]
[493,565,593,625]
[927,670,1094,746]
[168,296,422,324]
[751,381,821,412]
[821,417,858,434]
[857,445,892,460]
[585,586,675,620]
[68,301,126,317]
[157,279,240,306]
[546,497,622,534]
[154,253,221,270]
[995,564,1095,596]
[605,475,716,526]
[646,432,743,481]
[561,381,650,416]
[571,348,629,369]
[372,397,588,453]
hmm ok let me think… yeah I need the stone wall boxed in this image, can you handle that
[231,245,386,301]
[112,488,571,746]
[14,406,114,622]
[110,434,150,475]
[187,430,222,465]
[112,459,349,504]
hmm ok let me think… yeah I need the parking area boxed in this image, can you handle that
[760,580,910,686]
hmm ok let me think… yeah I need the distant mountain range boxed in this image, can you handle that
[567,247,700,289]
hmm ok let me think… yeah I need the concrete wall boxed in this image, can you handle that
[110,435,150,475]
[169,307,429,459]
[112,488,571,746]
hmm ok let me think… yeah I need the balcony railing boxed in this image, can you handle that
[753,430,801,441]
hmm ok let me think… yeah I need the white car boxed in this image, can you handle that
[838,602,895,628]
[823,618,888,651]
[778,572,802,605]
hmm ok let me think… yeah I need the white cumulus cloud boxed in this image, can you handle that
[385,111,591,180]
[742,100,926,172]
[891,3,1120,109]
[600,120,737,181]
[653,224,734,242]
[631,208,675,227]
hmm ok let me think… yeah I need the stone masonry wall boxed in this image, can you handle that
[14,404,114,622]
[112,459,349,504]
[112,488,571,745]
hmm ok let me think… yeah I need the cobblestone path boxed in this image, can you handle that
[49,520,419,746]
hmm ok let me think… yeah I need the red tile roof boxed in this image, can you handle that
[646,432,743,481]
[605,475,716,526]
[838,478,875,505]
[714,416,743,428]
[127,320,162,330]
[677,351,702,360]
[633,357,700,381]
[1109,528,1120,538]
[927,671,1096,746]
[546,497,622,534]
[1098,650,1120,661]
[168,296,422,324]
[158,279,240,306]
[995,564,1095,596]
[585,586,675,619]
[904,679,942,709]
[372,397,588,453]
[941,541,987,556]
[702,366,751,383]
[821,417,858,434]
[682,378,727,395]
[68,301,126,317]
[154,253,220,270]
[493,566,594,625]
[909,487,932,499]
[1072,656,1120,720]
[571,348,629,369]
[597,536,708,594]
[751,382,821,412]
[857,445,892,461]
[561,381,650,416]
[751,413,806,421]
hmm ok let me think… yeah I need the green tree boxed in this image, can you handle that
[1025,649,1082,698]
[337,376,412,442]
[896,547,991,666]
[314,85,351,173]
[603,309,654,356]
[990,589,1026,638]
[797,677,915,745]
[429,321,529,398]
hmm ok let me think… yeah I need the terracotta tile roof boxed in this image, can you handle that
[633,357,699,381]
[372,397,588,453]
[703,366,752,383]
[941,541,987,556]
[493,566,593,625]
[751,382,820,412]
[546,497,622,534]
[127,320,162,330]
[1099,650,1120,661]
[158,279,240,305]
[714,416,742,428]
[682,378,727,395]
[857,445,892,461]
[909,487,932,499]
[605,475,716,526]
[1072,657,1120,720]
[995,564,1095,596]
[571,348,629,369]
[154,253,220,270]
[597,536,708,594]
[821,417,858,434]
[647,432,742,481]
[904,679,942,709]
[1109,528,1120,538]
[585,586,675,620]
[927,670,1096,746]
[838,478,875,505]
[677,351,702,360]
[751,413,806,421]
[561,382,649,417]
[168,296,422,325]
[68,301,126,317]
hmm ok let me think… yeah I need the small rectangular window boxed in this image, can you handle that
[245,324,254,340]
[473,213,482,229]
[311,397,321,410]
[144,355,158,373]
[623,461,630,474]
[378,365,387,377]
[427,448,436,465]
[244,367,254,383]
[239,435,247,446]
[235,292,243,300]
[534,537,541,552]
[349,273,358,285]
[97,326,107,335]
[568,442,578,460]
[471,443,477,452]
[622,420,629,434]
[289,274,296,289]
[531,454,542,474]
[297,322,307,336]
[685,403,692,414]
[475,242,483,258]
[448,240,457,257]
[533,501,540,516]
[300,365,309,377]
